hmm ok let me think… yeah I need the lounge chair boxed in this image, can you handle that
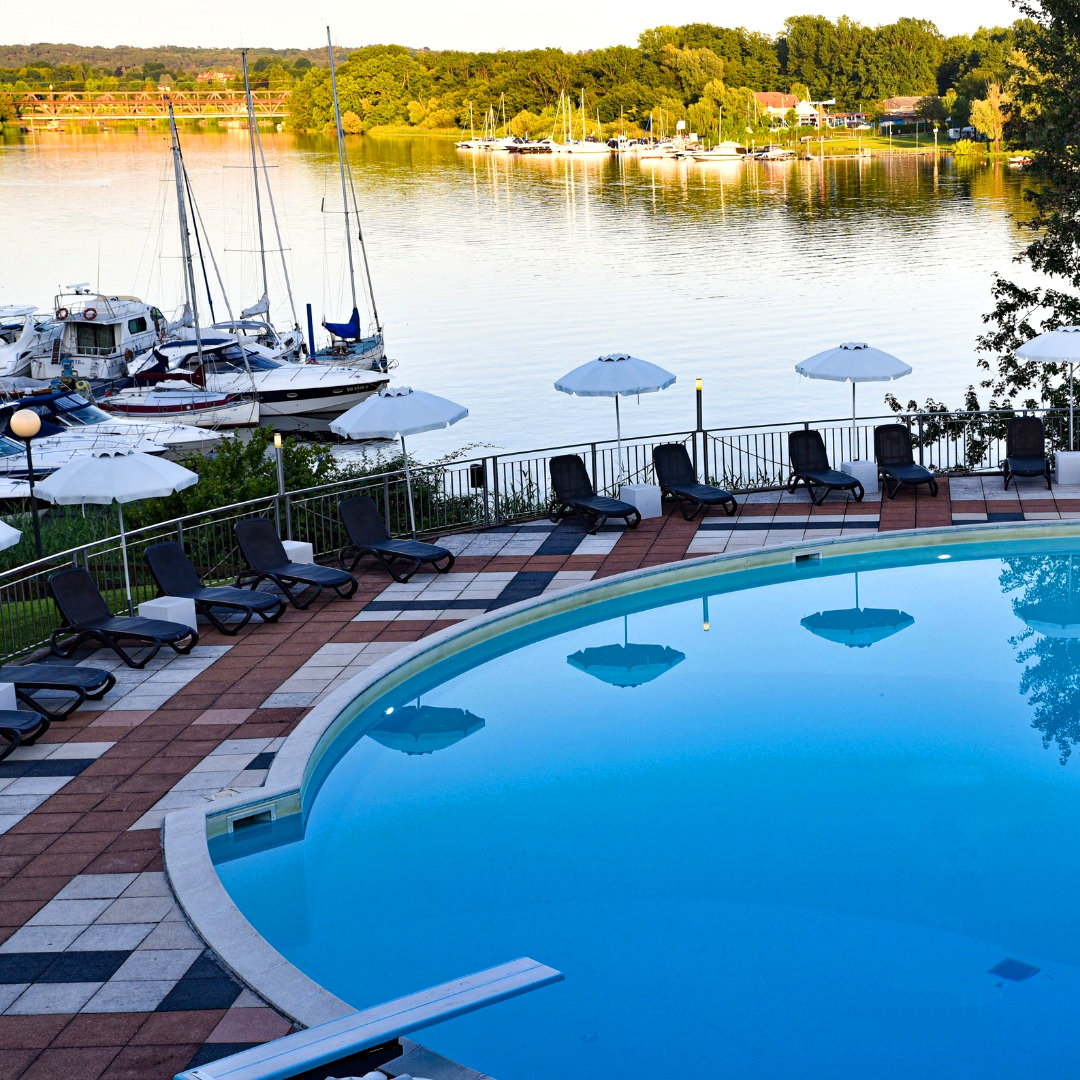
[787,430,865,505]
[48,567,199,669]
[146,541,286,635]
[337,496,455,583]
[1003,416,1052,491]
[235,518,358,610]
[0,707,50,762]
[874,424,939,499]
[548,454,642,534]
[0,663,115,722]
[652,443,737,520]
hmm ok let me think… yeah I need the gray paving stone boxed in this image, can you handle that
[69,923,156,952]
[48,742,113,759]
[28,898,113,926]
[81,979,174,1013]
[112,948,202,982]
[0,794,47,816]
[0,923,83,953]
[137,919,203,951]
[0,983,28,1013]
[7,981,103,1014]
[56,873,138,901]
[120,872,170,898]
[96,896,176,924]
[3,776,70,797]
[0,816,22,836]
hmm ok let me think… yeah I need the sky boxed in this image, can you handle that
[4,0,1022,51]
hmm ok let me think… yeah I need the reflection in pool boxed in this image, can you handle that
[214,538,1080,1079]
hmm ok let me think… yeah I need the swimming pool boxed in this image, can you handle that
[208,529,1080,1079]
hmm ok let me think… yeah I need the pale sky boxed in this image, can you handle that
[5,0,1022,51]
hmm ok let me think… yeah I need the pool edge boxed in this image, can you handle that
[163,519,1080,1029]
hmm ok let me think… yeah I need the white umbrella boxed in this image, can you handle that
[795,342,912,453]
[330,386,468,537]
[1015,327,1080,450]
[36,449,199,613]
[0,520,20,552]
[555,354,676,482]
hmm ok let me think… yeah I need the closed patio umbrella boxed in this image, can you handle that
[555,354,676,482]
[330,386,468,538]
[35,449,198,614]
[1015,327,1080,450]
[795,342,911,455]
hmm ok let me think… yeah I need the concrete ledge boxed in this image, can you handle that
[164,519,1080,1029]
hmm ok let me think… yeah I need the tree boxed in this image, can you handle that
[971,80,1011,151]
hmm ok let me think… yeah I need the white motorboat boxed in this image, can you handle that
[28,288,169,384]
[690,142,749,161]
[753,145,797,161]
[0,428,164,477]
[129,337,387,422]
[0,307,61,379]
[1,388,225,456]
[101,382,259,430]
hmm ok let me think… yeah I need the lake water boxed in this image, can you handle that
[0,132,1030,460]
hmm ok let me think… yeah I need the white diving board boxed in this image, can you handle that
[174,956,563,1080]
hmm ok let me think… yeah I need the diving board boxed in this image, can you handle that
[175,956,563,1080]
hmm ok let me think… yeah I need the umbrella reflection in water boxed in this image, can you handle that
[801,572,914,649]
[1018,554,1080,639]
[367,703,485,755]
[567,615,686,688]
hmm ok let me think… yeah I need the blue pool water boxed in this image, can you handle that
[214,536,1080,1078]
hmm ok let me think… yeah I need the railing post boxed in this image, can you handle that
[917,415,925,466]
[481,458,491,526]
[383,477,392,535]
[591,442,599,493]
[491,456,501,523]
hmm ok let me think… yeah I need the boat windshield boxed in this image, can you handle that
[53,395,112,426]
[0,438,25,458]
[206,345,281,373]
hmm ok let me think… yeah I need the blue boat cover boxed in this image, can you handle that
[324,307,362,340]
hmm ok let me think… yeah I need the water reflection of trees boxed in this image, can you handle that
[1002,553,1080,764]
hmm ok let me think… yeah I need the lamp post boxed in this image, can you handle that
[273,431,291,540]
[695,377,704,473]
[934,124,939,155]
[10,409,42,558]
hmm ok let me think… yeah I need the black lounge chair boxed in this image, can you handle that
[146,541,286,635]
[787,430,865,505]
[48,567,199,669]
[548,454,642,534]
[0,663,115,722]
[235,518,358,610]
[874,424,939,499]
[1003,416,1052,491]
[652,443,737,520]
[337,496,455,583]
[0,708,50,762]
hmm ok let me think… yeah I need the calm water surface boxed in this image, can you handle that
[0,133,1030,457]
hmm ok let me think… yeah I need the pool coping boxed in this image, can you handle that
[162,518,1080,1029]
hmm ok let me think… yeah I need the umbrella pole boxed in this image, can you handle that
[852,382,857,460]
[118,502,134,617]
[615,395,625,486]
[1071,362,1075,452]
[401,435,417,539]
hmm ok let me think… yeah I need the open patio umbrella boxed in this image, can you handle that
[35,449,198,614]
[567,615,686,687]
[795,342,911,454]
[1015,327,1080,450]
[0,521,20,552]
[330,386,468,538]
[367,704,485,755]
[555,354,676,482]
[800,572,914,648]
[1018,554,1080,639]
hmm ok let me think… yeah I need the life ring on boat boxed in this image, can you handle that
[124,349,135,363]
[83,307,97,321]
[55,307,69,320]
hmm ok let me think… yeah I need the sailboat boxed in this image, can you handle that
[312,28,387,370]
[456,103,484,150]
[563,89,612,154]
[211,49,305,363]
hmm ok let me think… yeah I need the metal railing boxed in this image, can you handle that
[0,405,1067,662]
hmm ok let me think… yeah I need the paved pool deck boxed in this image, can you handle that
[0,473,1075,1079]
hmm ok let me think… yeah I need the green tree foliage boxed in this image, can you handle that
[970,80,1011,152]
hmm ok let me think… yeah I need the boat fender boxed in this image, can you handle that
[55,307,69,320]
[75,379,92,399]
[83,307,97,321]
[124,349,135,363]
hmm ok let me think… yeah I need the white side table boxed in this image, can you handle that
[1057,450,1080,485]
[619,483,663,519]
[840,459,879,496]
[139,596,197,631]
[281,540,314,564]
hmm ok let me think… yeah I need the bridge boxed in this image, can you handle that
[11,90,291,129]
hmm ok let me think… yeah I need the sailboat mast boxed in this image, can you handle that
[168,104,202,359]
[326,27,359,314]
[580,88,585,141]
[241,50,270,313]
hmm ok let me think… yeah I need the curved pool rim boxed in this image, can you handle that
[163,518,1080,1029]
